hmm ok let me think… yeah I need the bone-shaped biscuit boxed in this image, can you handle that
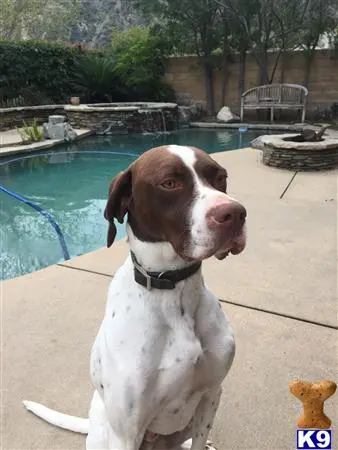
[289,380,337,429]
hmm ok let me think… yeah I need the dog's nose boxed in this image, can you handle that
[207,202,246,228]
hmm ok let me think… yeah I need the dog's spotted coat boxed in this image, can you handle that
[24,145,247,450]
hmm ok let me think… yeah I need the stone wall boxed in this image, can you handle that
[66,105,178,133]
[262,144,338,171]
[164,50,338,116]
[0,105,65,131]
[0,103,179,133]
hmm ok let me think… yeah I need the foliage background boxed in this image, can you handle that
[0,41,81,106]
[0,0,337,112]
[0,29,174,106]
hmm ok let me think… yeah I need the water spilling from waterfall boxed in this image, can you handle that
[138,109,167,133]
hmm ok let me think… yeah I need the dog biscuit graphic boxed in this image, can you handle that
[289,379,337,429]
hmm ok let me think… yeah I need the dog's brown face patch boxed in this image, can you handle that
[104,145,245,261]
[129,147,224,257]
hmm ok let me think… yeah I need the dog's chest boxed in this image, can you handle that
[100,265,206,374]
[91,261,232,436]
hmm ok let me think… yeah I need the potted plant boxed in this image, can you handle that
[70,96,80,105]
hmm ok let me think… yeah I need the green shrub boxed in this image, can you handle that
[111,27,175,102]
[0,40,81,105]
[18,120,45,143]
[0,96,25,108]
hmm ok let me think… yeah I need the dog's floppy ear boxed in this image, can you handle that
[104,168,132,247]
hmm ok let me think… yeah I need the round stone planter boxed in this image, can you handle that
[260,134,338,171]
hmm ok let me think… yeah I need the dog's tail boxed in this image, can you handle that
[23,400,89,434]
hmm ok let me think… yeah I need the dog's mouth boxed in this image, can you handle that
[184,226,246,262]
[214,230,246,260]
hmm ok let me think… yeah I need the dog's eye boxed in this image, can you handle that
[212,172,227,193]
[161,179,181,190]
[215,173,227,189]
[216,173,227,184]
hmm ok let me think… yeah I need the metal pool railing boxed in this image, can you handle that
[0,185,70,261]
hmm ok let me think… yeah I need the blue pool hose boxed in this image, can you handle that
[0,184,71,261]
[0,150,139,262]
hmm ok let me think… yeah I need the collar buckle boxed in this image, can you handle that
[145,273,152,290]
[133,259,153,290]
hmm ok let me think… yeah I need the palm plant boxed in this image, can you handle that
[71,54,125,103]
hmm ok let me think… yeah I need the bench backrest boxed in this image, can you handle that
[242,84,308,105]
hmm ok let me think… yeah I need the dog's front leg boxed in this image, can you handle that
[102,383,154,450]
[86,390,146,450]
[86,386,149,450]
[189,387,221,450]
[105,404,148,450]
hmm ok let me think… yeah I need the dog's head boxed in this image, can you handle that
[104,145,246,261]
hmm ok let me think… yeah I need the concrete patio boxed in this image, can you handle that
[2,148,337,449]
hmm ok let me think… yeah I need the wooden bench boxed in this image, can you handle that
[240,84,308,123]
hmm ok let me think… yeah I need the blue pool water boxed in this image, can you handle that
[0,128,260,280]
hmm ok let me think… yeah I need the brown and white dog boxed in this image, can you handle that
[24,145,246,450]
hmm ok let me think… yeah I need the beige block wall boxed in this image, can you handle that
[164,50,338,114]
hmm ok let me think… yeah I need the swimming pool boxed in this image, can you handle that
[1,128,260,280]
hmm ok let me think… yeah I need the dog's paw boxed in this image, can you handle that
[205,441,217,450]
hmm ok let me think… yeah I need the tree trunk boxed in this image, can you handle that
[256,52,270,120]
[280,51,287,83]
[303,49,316,88]
[204,62,214,116]
[220,56,228,107]
[259,66,270,84]
[269,49,283,84]
[258,51,270,84]
[238,49,246,103]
